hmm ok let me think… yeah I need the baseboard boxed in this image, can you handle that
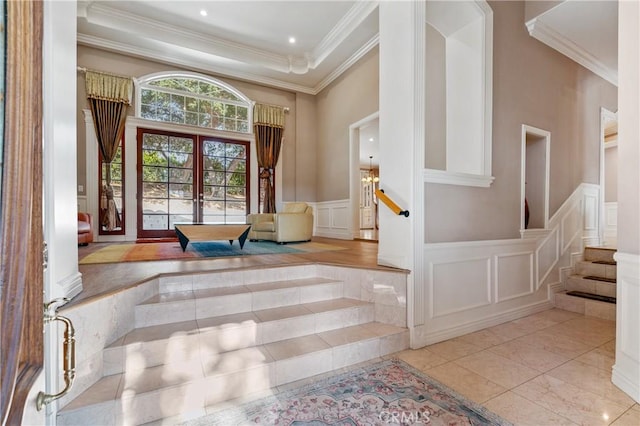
[612,363,640,403]
[314,229,352,240]
[58,271,83,300]
[411,300,553,348]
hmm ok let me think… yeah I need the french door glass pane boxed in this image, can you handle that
[139,130,248,236]
[141,132,195,231]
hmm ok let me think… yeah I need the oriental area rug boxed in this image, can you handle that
[79,240,346,265]
[183,359,512,426]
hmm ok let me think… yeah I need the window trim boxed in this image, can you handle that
[135,71,253,133]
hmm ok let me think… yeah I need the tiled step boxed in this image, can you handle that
[575,260,617,280]
[104,298,374,375]
[584,246,616,263]
[57,323,409,426]
[135,277,344,327]
[555,291,616,321]
[566,275,617,298]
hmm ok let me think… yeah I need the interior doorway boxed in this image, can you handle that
[349,112,379,242]
[600,108,618,247]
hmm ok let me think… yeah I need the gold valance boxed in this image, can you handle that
[85,70,133,105]
[253,103,286,128]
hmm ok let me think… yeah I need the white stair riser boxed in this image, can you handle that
[59,331,408,426]
[135,282,344,328]
[106,305,374,375]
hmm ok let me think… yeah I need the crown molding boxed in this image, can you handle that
[77,33,318,95]
[526,17,618,86]
[311,1,379,69]
[83,1,378,78]
[313,34,379,94]
[84,3,297,74]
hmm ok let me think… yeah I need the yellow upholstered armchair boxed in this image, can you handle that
[247,202,313,243]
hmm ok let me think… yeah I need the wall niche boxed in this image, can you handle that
[424,0,494,187]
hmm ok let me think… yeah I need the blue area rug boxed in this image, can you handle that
[183,359,512,426]
[190,240,303,256]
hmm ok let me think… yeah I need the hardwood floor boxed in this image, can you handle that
[74,237,391,307]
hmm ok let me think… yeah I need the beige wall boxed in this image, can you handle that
[77,45,315,204]
[315,47,379,202]
[425,23,447,170]
[425,0,617,243]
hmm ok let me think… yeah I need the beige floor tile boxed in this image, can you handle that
[453,328,511,349]
[484,391,577,426]
[611,405,640,426]
[196,312,260,330]
[118,362,204,396]
[253,304,313,322]
[484,321,531,341]
[515,329,593,358]
[547,360,636,407]
[512,374,630,425]
[425,339,484,361]
[263,334,330,360]
[317,324,377,346]
[488,339,570,373]
[454,350,540,388]
[543,318,615,346]
[575,346,616,372]
[394,348,448,372]
[123,320,199,344]
[302,298,365,313]
[527,308,583,324]
[510,314,559,334]
[426,362,506,404]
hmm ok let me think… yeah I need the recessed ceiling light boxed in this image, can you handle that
[369,138,374,142]
[200,9,208,17]
[288,36,296,44]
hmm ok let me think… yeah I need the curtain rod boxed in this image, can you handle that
[77,66,136,82]
[78,68,290,113]
[254,101,290,113]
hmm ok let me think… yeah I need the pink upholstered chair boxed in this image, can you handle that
[78,212,94,245]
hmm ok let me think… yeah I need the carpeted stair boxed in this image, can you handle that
[57,270,409,425]
[556,246,616,320]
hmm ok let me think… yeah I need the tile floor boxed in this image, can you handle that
[395,309,639,425]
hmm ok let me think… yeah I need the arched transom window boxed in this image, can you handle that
[136,72,252,133]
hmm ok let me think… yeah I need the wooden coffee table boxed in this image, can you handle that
[174,224,251,252]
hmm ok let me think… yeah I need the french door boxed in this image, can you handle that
[137,128,250,239]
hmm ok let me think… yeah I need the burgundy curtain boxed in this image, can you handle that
[253,104,286,213]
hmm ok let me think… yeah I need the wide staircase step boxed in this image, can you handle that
[58,274,409,425]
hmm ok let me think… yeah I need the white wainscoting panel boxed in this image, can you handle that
[537,228,559,288]
[430,257,491,318]
[495,252,534,302]
[412,183,598,347]
[311,200,352,240]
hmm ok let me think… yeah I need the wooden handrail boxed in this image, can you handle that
[375,189,409,217]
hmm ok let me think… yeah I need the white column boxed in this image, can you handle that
[613,0,640,404]
[377,1,423,270]
[43,0,81,300]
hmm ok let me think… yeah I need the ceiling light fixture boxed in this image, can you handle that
[288,36,296,44]
[369,137,374,142]
[200,9,208,17]
[361,156,379,184]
